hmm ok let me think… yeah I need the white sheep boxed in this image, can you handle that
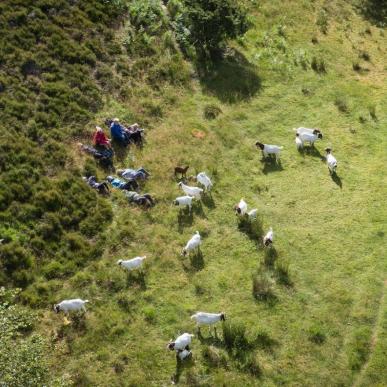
[178,182,203,199]
[174,195,194,212]
[263,227,274,247]
[167,333,194,352]
[196,172,213,192]
[191,312,226,334]
[182,231,201,256]
[299,130,323,147]
[325,148,338,174]
[117,256,147,271]
[54,299,89,314]
[295,133,303,150]
[235,198,248,216]
[255,142,283,161]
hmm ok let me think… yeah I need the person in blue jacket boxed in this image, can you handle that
[110,118,129,144]
[106,176,138,191]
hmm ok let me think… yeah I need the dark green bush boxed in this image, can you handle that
[204,104,222,120]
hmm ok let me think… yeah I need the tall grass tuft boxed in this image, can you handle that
[252,271,275,301]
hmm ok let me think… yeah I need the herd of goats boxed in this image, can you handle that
[54,125,339,362]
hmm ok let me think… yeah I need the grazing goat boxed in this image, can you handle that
[325,148,338,174]
[295,133,303,150]
[196,172,213,192]
[174,196,194,212]
[54,299,89,314]
[175,166,189,178]
[235,198,248,216]
[182,231,201,256]
[117,256,147,271]
[263,227,274,247]
[178,182,203,199]
[294,127,323,137]
[255,142,283,161]
[299,130,323,147]
[191,312,225,335]
[167,333,194,354]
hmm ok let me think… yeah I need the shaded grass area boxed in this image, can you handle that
[14,0,387,385]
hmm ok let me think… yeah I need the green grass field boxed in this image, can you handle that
[1,0,386,385]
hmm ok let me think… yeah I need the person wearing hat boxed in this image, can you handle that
[93,126,111,149]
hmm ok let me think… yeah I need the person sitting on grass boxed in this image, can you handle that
[93,126,111,149]
[125,191,155,207]
[109,118,129,145]
[83,176,110,195]
[117,167,150,181]
[106,175,139,191]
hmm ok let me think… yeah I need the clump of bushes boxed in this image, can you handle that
[252,271,275,301]
[204,104,222,120]
[311,56,327,73]
[334,97,349,113]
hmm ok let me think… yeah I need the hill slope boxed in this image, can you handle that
[1,0,386,386]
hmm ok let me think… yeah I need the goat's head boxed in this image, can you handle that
[255,142,264,150]
[181,249,187,256]
[177,182,183,187]
[53,304,61,313]
[235,206,242,215]
[167,341,175,351]
[117,259,123,266]
[325,147,332,154]
[264,239,273,247]
[220,313,226,321]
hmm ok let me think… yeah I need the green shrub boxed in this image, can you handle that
[334,97,349,113]
[308,325,326,344]
[204,104,222,120]
[223,321,249,351]
[202,345,228,368]
[252,272,275,301]
[311,56,327,73]
[316,9,329,34]
[275,260,292,286]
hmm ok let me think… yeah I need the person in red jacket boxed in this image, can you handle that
[93,126,111,149]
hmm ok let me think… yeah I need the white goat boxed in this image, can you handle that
[54,299,89,314]
[196,172,213,192]
[255,142,283,161]
[174,195,194,212]
[167,333,194,351]
[294,127,323,137]
[182,231,201,256]
[263,227,274,247]
[235,198,248,216]
[325,148,338,174]
[191,312,226,334]
[117,256,147,271]
[178,182,203,199]
[299,130,323,147]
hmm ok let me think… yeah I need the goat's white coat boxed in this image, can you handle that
[182,231,201,255]
[294,127,321,135]
[191,312,224,325]
[196,172,213,191]
[178,182,203,199]
[174,195,194,211]
[172,333,194,351]
[263,227,274,246]
[326,150,338,173]
[54,299,89,313]
[236,198,248,215]
[295,135,303,150]
[247,209,258,219]
[117,256,146,270]
[299,132,321,146]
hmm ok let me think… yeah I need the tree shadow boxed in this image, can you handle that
[126,271,146,290]
[198,49,262,103]
[192,200,207,218]
[357,0,387,26]
[330,172,342,189]
[201,193,216,209]
[261,159,284,175]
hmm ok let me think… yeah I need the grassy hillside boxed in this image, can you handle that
[1,0,386,386]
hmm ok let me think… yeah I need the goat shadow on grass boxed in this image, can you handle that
[303,146,324,160]
[330,172,342,189]
[192,201,207,218]
[197,329,224,348]
[201,193,216,209]
[198,49,262,104]
[264,247,278,268]
[171,355,194,385]
[182,250,205,273]
[126,271,146,290]
[261,159,284,175]
[177,209,194,232]
[238,217,264,245]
